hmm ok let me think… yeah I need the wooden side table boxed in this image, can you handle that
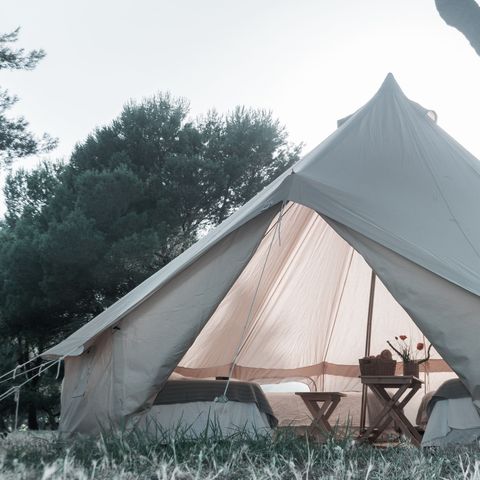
[295,392,346,438]
[358,375,423,447]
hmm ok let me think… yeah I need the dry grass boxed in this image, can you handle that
[1,427,480,479]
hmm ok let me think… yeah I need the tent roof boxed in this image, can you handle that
[43,73,480,360]
[291,73,480,296]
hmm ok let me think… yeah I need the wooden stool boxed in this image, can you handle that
[295,392,346,439]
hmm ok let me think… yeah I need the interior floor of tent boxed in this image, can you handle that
[155,202,457,438]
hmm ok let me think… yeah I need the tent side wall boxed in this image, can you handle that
[58,206,279,433]
[60,331,114,433]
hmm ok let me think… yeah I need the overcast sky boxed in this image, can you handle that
[2,0,480,214]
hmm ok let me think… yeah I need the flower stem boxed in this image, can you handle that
[387,340,406,361]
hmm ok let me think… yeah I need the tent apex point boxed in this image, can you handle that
[381,72,399,89]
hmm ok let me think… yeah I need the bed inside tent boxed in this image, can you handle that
[138,202,456,437]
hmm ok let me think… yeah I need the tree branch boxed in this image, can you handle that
[435,0,480,56]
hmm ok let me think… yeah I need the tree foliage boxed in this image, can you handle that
[0,92,301,429]
[0,28,56,167]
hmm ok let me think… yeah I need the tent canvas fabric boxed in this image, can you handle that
[43,74,480,434]
[176,203,451,391]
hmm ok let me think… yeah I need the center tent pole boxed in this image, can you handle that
[359,269,376,433]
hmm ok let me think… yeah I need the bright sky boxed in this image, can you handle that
[2,0,480,216]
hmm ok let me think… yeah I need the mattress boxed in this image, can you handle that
[153,379,277,427]
[420,379,480,447]
[137,400,272,439]
[133,379,276,439]
[422,397,480,447]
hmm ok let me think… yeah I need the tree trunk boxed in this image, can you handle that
[27,403,39,430]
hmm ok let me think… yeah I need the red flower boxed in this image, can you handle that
[399,335,407,341]
[417,342,424,350]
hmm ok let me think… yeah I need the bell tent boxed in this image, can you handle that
[43,74,480,434]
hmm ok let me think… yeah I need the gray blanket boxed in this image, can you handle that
[154,379,278,428]
[427,379,470,417]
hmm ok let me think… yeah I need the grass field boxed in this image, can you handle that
[1,428,480,479]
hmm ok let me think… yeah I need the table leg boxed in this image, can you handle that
[312,399,334,434]
[358,384,409,443]
[302,399,335,438]
[370,385,422,446]
[324,397,341,422]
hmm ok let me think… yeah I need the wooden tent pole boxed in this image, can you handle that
[359,269,376,433]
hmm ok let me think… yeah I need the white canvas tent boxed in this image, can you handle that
[43,74,480,434]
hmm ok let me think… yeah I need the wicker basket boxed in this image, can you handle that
[359,357,397,376]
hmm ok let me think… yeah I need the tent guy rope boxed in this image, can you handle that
[219,202,287,402]
[0,359,57,387]
[0,344,79,426]
[0,354,44,382]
